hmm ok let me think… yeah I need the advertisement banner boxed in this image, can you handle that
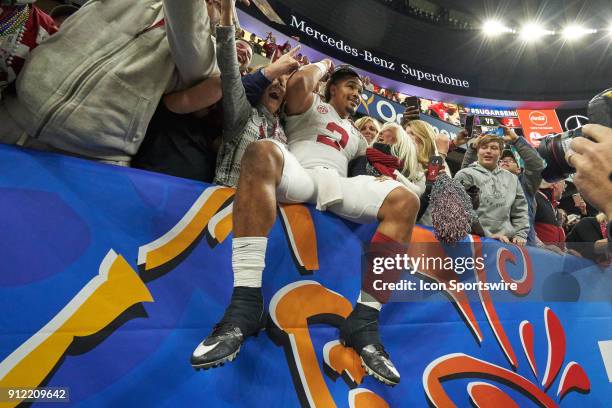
[464,107,518,117]
[358,90,464,140]
[555,107,590,131]
[517,109,564,147]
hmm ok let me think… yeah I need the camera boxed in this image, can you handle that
[538,88,612,182]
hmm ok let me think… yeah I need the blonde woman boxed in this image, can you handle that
[402,120,454,225]
[354,116,381,145]
[404,120,438,170]
[378,122,425,196]
[349,121,425,196]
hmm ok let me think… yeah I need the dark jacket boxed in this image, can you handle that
[566,217,609,262]
[132,70,270,182]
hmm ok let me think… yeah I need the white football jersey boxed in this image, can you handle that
[284,94,366,177]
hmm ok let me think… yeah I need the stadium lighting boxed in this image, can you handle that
[482,20,514,36]
[520,23,554,41]
[562,25,597,40]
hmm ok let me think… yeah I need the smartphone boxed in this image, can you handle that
[403,96,419,109]
[465,115,476,138]
[426,155,444,183]
[401,96,421,127]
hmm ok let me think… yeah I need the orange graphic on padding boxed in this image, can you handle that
[279,203,319,273]
[323,340,366,387]
[138,186,235,271]
[349,388,389,408]
[270,281,388,408]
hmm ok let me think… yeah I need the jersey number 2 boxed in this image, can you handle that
[316,122,349,151]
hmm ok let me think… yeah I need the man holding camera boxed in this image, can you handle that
[568,123,612,244]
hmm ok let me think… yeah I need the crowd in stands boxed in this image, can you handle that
[0,0,609,267]
[352,109,609,263]
[238,29,435,110]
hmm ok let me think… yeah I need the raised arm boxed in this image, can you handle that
[503,127,545,196]
[217,23,253,139]
[284,59,333,116]
[461,139,478,169]
[163,0,218,87]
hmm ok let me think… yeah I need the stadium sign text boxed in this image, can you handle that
[290,16,471,89]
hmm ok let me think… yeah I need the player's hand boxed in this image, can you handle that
[320,58,334,73]
[502,126,518,143]
[265,45,300,79]
[568,124,612,219]
[511,236,526,246]
[400,106,420,128]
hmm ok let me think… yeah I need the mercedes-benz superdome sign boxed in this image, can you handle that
[239,4,478,96]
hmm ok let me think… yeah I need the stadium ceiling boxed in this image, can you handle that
[248,0,612,104]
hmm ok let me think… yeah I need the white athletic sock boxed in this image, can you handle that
[357,290,382,311]
[232,237,268,288]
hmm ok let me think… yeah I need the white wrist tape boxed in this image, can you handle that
[312,61,328,77]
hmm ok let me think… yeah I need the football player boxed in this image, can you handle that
[191,58,419,385]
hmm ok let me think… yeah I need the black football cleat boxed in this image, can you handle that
[191,287,266,370]
[359,344,400,385]
[191,322,244,370]
[340,303,400,386]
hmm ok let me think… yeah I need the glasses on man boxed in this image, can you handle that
[499,159,516,164]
